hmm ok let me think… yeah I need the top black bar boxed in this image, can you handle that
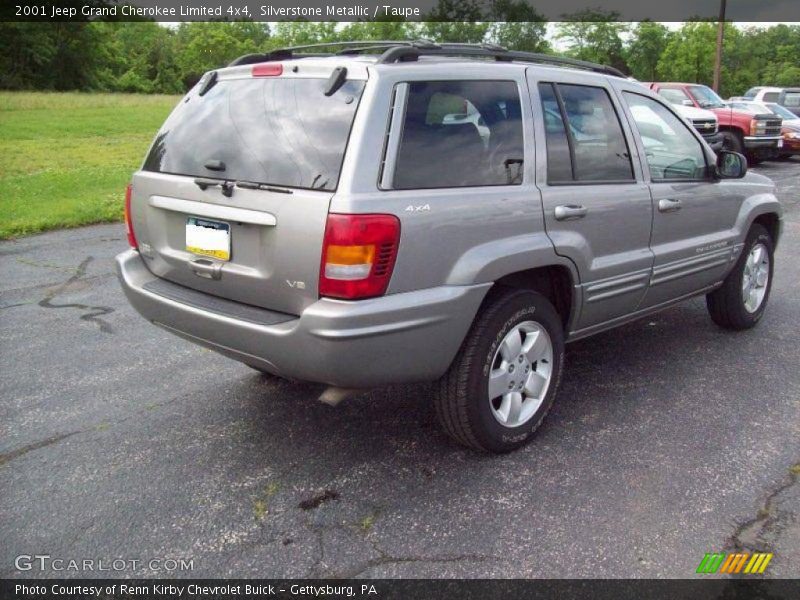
[3,0,800,22]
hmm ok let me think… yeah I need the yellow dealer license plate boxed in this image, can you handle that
[186,216,230,261]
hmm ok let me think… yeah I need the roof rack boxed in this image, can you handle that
[228,41,626,78]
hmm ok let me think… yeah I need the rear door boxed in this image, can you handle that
[619,90,740,307]
[528,72,654,332]
[129,66,367,315]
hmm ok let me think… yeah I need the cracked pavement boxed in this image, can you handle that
[1,159,799,579]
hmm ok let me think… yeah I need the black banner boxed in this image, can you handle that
[3,579,800,600]
[3,0,800,22]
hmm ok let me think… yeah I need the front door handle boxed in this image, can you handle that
[658,198,683,213]
[554,205,588,221]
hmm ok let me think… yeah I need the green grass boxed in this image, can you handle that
[0,92,180,239]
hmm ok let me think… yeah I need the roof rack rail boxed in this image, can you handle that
[376,43,626,77]
[228,40,626,78]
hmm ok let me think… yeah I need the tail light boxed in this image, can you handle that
[124,183,138,249]
[319,214,400,300]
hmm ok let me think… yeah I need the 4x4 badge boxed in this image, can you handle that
[405,204,430,212]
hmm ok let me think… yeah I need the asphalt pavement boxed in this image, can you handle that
[1,159,799,579]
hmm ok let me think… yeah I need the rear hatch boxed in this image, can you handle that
[130,63,366,315]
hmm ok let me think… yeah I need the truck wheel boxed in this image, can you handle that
[720,130,744,154]
[434,289,564,453]
[706,224,774,330]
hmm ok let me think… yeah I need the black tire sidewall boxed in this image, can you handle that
[465,291,565,453]
[721,131,744,154]
[733,226,775,326]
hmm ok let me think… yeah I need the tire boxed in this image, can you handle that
[706,224,774,330]
[434,288,565,453]
[720,130,744,154]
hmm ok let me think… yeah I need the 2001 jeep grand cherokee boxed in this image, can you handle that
[117,41,782,453]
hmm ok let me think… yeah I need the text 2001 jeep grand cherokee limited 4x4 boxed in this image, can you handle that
[118,42,783,453]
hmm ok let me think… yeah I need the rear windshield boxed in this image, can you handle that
[143,77,364,191]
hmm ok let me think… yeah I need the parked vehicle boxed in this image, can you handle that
[118,42,783,453]
[743,86,800,116]
[672,103,722,150]
[631,80,721,149]
[765,102,800,158]
[725,100,787,159]
[647,82,783,163]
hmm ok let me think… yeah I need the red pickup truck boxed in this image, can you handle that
[647,82,783,163]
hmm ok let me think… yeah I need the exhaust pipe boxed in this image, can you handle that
[318,386,360,407]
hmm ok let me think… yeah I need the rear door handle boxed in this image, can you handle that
[554,205,588,221]
[658,198,683,213]
[189,258,223,280]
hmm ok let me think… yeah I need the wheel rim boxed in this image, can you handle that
[742,242,770,314]
[488,321,553,428]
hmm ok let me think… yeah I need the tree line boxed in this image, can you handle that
[1,14,798,98]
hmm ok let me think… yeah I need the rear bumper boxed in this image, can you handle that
[117,250,489,388]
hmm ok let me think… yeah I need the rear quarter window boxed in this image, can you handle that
[391,80,524,189]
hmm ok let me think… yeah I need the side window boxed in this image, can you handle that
[623,92,709,181]
[658,87,692,106]
[762,92,780,102]
[392,80,524,189]
[783,92,800,108]
[538,83,572,183]
[538,82,634,183]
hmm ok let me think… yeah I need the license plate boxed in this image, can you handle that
[186,217,230,261]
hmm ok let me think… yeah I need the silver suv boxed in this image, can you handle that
[117,42,782,453]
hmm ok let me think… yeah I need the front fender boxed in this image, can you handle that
[733,186,783,247]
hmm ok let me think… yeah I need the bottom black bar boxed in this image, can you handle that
[2,579,800,600]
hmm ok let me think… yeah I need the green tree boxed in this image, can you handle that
[270,21,338,46]
[338,18,416,42]
[488,1,549,52]
[625,21,671,81]
[0,22,109,90]
[657,21,745,97]
[555,10,629,73]
[174,21,271,87]
[420,0,490,43]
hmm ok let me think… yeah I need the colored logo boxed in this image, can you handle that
[696,552,773,574]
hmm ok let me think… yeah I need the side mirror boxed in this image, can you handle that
[682,99,694,106]
[717,150,747,179]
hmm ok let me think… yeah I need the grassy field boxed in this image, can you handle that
[0,92,180,239]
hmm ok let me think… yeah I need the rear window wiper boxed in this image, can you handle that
[194,177,293,196]
[235,181,293,194]
[194,177,233,197]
